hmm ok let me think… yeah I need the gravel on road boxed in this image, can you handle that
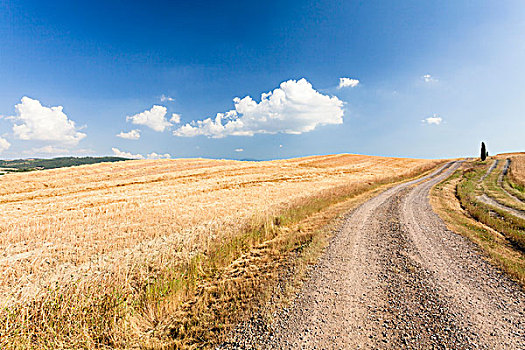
[220,161,525,349]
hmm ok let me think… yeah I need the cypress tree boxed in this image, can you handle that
[481,142,487,161]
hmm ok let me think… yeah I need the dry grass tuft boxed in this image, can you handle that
[508,154,525,189]
[0,154,440,348]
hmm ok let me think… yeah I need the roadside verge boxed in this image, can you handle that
[430,161,525,286]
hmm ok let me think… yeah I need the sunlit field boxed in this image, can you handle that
[508,153,525,187]
[0,154,440,348]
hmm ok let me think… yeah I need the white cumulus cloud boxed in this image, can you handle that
[127,105,172,132]
[338,77,360,89]
[423,74,437,83]
[0,137,10,153]
[116,129,141,140]
[7,97,86,145]
[173,78,344,138]
[112,147,145,159]
[422,115,443,125]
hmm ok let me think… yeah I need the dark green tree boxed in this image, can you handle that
[481,142,487,161]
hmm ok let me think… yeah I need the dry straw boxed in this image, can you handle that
[0,154,439,348]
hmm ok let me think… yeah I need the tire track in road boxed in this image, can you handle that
[478,193,525,220]
[480,159,498,182]
[499,158,525,204]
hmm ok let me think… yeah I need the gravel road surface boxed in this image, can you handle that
[221,161,525,349]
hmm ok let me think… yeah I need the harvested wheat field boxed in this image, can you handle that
[0,154,440,348]
[508,153,525,187]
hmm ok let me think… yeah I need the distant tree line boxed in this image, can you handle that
[0,156,128,172]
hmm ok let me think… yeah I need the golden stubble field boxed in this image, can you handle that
[509,153,525,187]
[0,154,440,347]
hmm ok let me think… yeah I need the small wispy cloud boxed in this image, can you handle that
[147,152,171,159]
[112,147,144,159]
[160,94,175,102]
[170,113,181,124]
[116,129,141,140]
[0,137,10,153]
[112,147,171,159]
[338,77,360,89]
[23,146,95,156]
[234,148,244,152]
[422,114,443,125]
[422,74,438,83]
[29,145,70,154]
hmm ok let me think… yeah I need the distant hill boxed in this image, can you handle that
[0,156,128,172]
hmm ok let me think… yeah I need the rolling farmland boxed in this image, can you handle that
[507,153,525,188]
[0,154,439,348]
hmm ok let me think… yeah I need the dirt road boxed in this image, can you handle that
[224,161,525,349]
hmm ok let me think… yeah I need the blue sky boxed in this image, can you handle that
[0,0,524,160]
